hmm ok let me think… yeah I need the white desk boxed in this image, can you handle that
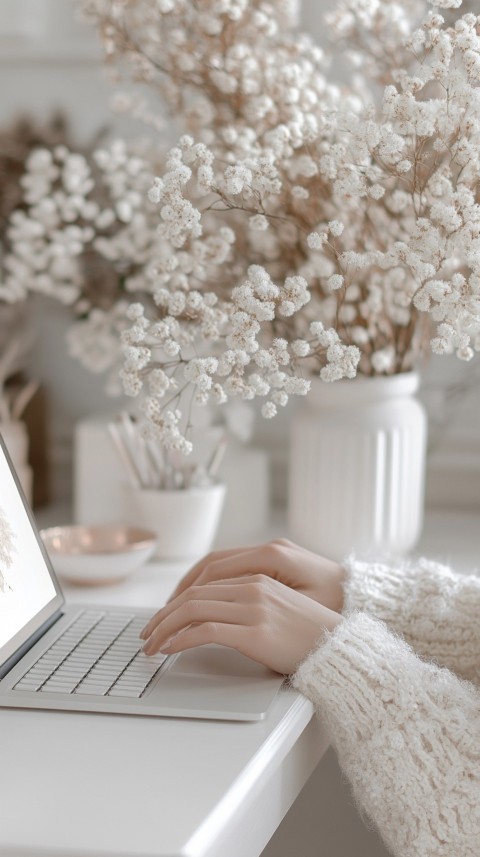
[0,509,478,857]
[0,518,329,857]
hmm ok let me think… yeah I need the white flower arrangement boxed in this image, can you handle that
[2,0,480,455]
[0,140,164,390]
[0,116,88,409]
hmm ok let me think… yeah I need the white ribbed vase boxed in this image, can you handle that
[287,372,427,560]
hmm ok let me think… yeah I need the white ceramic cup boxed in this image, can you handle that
[124,482,226,561]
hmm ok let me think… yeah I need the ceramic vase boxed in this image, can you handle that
[287,372,427,560]
[123,482,227,560]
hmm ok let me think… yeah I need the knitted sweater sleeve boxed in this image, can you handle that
[292,613,480,857]
[343,556,480,686]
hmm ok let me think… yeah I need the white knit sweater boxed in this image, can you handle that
[292,557,480,857]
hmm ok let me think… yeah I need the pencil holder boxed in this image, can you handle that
[123,482,226,561]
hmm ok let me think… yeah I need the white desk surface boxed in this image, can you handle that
[0,508,478,857]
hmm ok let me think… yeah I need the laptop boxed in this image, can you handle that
[0,436,283,720]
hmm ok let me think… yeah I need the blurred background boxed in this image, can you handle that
[1,0,479,511]
[0,2,479,855]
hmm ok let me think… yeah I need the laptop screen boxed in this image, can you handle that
[0,437,63,672]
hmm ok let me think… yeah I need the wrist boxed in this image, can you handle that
[330,563,346,613]
[325,608,344,636]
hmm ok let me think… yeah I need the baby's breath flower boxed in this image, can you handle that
[261,401,277,418]
[307,231,327,250]
[291,339,311,357]
[328,220,344,237]
[249,214,269,231]
[327,274,344,291]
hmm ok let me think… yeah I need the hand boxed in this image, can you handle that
[140,574,343,675]
[165,539,345,612]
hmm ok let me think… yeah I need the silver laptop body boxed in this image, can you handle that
[0,436,282,721]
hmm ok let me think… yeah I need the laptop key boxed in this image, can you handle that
[39,681,77,693]
[14,680,43,691]
[107,686,143,697]
[74,685,110,696]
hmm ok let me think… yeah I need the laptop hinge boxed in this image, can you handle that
[0,609,64,681]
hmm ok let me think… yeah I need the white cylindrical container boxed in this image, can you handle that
[288,372,427,560]
[124,483,226,561]
[0,420,33,505]
[74,418,271,543]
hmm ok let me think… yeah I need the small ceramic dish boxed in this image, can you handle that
[40,525,157,586]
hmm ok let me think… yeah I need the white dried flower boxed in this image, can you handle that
[328,220,344,237]
[249,214,269,231]
[327,274,344,291]
[4,0,479,461]
[307,232,327,250]
[261,401,277,418]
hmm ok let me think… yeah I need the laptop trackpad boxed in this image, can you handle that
[169,644,275,679]
[148,645,283,720]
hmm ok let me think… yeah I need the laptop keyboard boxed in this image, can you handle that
[13,610,167,698]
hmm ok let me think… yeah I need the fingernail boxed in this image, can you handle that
[139,628,148,639]
[143,635,174,655]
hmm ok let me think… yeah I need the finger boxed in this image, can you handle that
[153,622,248,659]
[167,546,257,602]
[176,549,275,596]
[142,600,246,655]
[140,579,255,640]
